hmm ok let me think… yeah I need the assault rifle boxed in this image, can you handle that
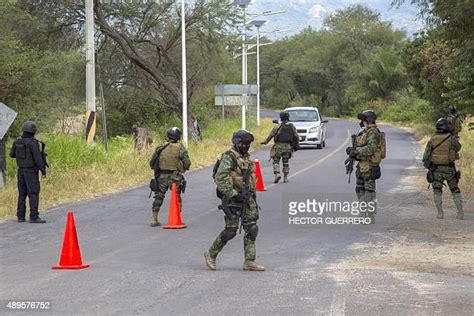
[39,141,49,169]
[239,167,252,234]
[344,134,357,184]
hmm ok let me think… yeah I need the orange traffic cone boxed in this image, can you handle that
[254,159,266,191]
[163,183,187,229]
[52,211,90,270]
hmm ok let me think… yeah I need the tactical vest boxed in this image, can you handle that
[14,139,35,168]
[226,149,257,192]
[356,126,384,170]
[159,142,184,172]
[430,133,457,165]
[276,123,294,143]
[447,114,462,135]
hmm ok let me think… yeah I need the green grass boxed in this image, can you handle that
[0,117,274,219]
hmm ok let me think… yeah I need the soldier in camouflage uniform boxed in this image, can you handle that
[423,118,463,219]
[447,105,462,137]
[261,111,299,183]
[346,110,384,224]
[149,127,191,227]
[205,130,265,271]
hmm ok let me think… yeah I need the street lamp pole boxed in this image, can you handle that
[248,20,268,126]
[181,0,188,147]
[234,0,251,130]
[256,26,261,126]
[242,6,247,130]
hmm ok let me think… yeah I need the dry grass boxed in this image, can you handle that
[0,118,274,220]
[457,116,473,193]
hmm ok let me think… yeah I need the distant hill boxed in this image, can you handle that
[246,0,423,38]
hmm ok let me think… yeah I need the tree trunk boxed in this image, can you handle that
[188,115,202,142]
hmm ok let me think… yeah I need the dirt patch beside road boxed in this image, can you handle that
[327,192,473,280]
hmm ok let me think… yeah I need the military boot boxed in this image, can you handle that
[274,173,281,184]
[283,173,289,183]
[150,211,160,227]
[29,217,46,223]
[243,260,265,271]
[434,191,443,219]
[453,193,464,220]
[204,251,216,270]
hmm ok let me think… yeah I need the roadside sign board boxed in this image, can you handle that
[0,102,17,139]
[214,95,257,106]
[214,84,258,96]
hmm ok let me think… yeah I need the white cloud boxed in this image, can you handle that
[308,4,327,19]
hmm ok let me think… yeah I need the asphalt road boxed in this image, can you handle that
[1,118,472,315]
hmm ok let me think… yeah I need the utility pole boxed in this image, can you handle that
[181,0,188,147]
[85,0,96,145]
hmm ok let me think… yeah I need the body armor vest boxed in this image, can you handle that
[430,133,457,165]
[227,149,257,192]
[356,126,383,167]
[159,142,183,172]
[276,123,294,143]
[14,138,35,168]
[447,114,462,135]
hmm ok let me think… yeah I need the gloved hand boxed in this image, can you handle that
[293,145,299,152]
[345,147,352,155]
[349,149,357,158]
[232,194,244,203]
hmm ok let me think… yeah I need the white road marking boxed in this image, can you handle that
[266,130,351,189]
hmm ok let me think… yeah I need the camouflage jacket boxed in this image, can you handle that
[214,147,257,200]
[447,113,462,135]
[355,124,380,160]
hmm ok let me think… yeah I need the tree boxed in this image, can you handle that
[92,0,239,141]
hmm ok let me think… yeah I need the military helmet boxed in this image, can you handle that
[167,127,182,141]
[435,118,449,132]
[448,105,457,114]
[232,129,254,145]
[22,121,37,134]
[280,111,290,121]
[357,110,377,123]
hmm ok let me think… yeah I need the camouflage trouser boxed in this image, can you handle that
[355,167,377,218]
[208,198,259,261]
[152,171,184,214]
[431,165,462,211]
[271,143,292,175]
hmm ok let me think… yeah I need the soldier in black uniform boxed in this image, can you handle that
[10,121,47,223]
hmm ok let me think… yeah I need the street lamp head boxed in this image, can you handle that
[249,20,267,28]
[233,0,252,7]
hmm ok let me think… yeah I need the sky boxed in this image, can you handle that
[246,0,424,38]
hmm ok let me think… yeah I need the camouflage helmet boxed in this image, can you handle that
[232,129,254,145]
[22,121,37,134]
[448,105,457,114]
[280,111,290,121]
[167,127,182,141]
[357,110,377,123]
[435,118,449,133]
